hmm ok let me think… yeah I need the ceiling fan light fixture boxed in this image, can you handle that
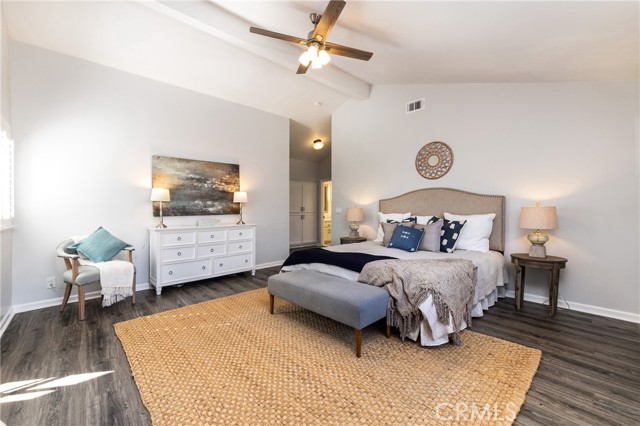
[298,50,311,66]
[318,49,331,66]
[312,139,324,150]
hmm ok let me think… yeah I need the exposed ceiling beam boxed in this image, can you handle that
[140,0,371,100]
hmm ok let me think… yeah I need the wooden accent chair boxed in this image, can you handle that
[56,239,136,321]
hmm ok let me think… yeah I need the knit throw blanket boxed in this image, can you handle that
[358,259,476,345]
[81,259,134,307]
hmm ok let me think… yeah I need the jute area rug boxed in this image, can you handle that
[115,288,541,425]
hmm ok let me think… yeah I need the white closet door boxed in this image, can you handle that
[290,182,303,213]
[289,213,303,245]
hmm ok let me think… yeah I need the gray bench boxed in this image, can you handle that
[268,270,390,357]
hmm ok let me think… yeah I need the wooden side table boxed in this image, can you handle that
[511,253,568,316]
[340,236,366,245]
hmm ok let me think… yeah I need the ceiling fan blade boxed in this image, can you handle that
[250,27,307,45]
[324,42,373,61]
[311,0,346,42]
[296,62,310,75]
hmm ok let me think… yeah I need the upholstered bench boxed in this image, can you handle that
[268,270,390,357]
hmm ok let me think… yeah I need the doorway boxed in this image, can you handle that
[320,180,332,246]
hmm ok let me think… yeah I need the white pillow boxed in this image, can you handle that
[375,212,412,242]
[443,212,496,252]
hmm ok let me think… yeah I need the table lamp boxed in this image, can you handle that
[150,188,170,228]
[519,203,558,258]
[233,191,247,225]
[346,207,365,238]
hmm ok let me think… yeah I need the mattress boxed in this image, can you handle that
[281,241,508,346]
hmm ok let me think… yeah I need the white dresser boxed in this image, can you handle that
[149,224,256,295]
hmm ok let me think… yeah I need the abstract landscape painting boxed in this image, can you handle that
[152,155,240,216]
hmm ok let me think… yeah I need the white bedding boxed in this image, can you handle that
[281,241,508,346]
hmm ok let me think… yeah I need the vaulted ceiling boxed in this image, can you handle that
[3,1,638,161]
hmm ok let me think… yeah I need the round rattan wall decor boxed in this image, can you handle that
[415,141,454,180]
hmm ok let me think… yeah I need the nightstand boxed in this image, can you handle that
[340,236,366,245]
[511,253,568,316]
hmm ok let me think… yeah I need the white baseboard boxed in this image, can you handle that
[505,290,640,323]
[256,261,283,270]
[0,306,15,338]
[12,282,151,314]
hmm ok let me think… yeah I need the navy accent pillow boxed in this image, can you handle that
[67,227,130,263]
[388,224,425,252]
[387,216,416,225]
[426,216,441,225]
[439,219,466,253]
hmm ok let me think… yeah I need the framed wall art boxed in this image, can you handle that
[152,155,240,216]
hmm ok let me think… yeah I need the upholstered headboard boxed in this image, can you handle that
[379,188,506,252]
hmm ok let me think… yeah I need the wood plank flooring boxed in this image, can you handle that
[1,267,638,425]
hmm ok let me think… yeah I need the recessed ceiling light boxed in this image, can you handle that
[313,102,323,107]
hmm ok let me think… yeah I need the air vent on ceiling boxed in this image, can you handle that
[406,98,425,114]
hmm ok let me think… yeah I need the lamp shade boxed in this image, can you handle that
[346,207,365,222]
[233,191,247,203]
[150,188,170,202]
[520,205,558,230]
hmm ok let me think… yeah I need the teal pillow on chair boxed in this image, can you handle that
[68,227,129,263]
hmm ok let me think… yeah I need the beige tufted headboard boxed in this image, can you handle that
[379,188,506,252]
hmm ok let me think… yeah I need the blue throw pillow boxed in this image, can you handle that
[439,219,466,253]
[68,227,130,263]
[387,224,425,252]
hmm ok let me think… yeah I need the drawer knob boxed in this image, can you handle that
[239,245,243,249]
[202,266,206,270]
[245,259,248,263]
[169,271,173,275]
[239,232,243,236]
[219,263,223,267]
[177,252,182,256]
[210,234,215,239]
[177,237,182,241]
[210,248,215,253]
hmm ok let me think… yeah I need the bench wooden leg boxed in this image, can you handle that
[355,329,362,358]
[269,294,274,314]
[385,324,391,338]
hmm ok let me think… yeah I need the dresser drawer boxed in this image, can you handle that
[161,232,195,247]
[228,228,253,241]
[161,246,196,262]
[161,259,211,284]
[213,254,253,274]
[197,230,227,244]
[227,240,253,254]
[197,243,227,258]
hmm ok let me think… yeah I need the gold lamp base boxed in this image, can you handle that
[527,230,549,258]
[349,222,360,238]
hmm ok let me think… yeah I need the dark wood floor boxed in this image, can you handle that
[1,267,638,425]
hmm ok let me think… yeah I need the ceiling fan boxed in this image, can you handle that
[249,0,373,74]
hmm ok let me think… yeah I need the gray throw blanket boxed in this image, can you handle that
[358,259,476,345]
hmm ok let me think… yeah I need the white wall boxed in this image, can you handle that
[10,42,289,306]
[333,82,639,318]
[0,4,13,320]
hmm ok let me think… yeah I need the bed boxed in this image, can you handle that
[281,188,510,346]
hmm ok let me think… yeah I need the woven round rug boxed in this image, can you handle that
[115,288,541,425]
